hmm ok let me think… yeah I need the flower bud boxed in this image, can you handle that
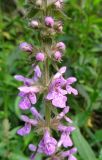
[29,20,39,28]
[56,42,66,51]
[55,21,63,32]
[54,0,63,9]
[36,0,42,6]
[19,42,33,52]
[36,52,45,61]
[54,51,62,61]
[45,16,54,28]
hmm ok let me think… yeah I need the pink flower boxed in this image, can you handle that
[15,65,42,110]
[45,16,54,27]
[58,125,75,148]
[17,107,42,136]
[46,78,67,108]
[18,86,39,110]
[36,52,45,61]
[17,115,38,136]
[46,67,78,108]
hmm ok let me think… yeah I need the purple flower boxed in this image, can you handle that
[15,65,42,110]
[58,125,75,148]
[19,42,33,52]
[46,78,67,108]
[61,147,77,160]
[36,52,45,61]
[39,130,57,156]
[15,65,42,85]
[66,77,78,95]
[45,16,54,27]
[46,67,78,108]
[18,86,39,110]
[17,115,38,136]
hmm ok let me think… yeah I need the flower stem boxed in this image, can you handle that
[45,58,51,127]
[45,101,51,127]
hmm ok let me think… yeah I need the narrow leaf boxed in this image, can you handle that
[72,128,96,160]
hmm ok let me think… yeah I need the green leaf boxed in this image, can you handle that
[93,0,101,6]
[9,153,28,160]
[72,128,96,160]
[76,84,91,107]
[74,111,90,127]
[94,130,102,142]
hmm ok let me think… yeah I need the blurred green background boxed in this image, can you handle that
[0,0,102,160]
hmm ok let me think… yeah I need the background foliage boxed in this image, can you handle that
[0,0,102,160]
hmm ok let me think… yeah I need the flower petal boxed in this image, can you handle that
[29,144,37,151]
[29,119,38,126]
[53,67,66,79]
[18,92,25,97]
[67,77,77,84]
[29,93,37,104]
[19,96,31,110]
[66,86,78,95]
[60,132,73,147]
[21,115,30,122]
[58,87,67,95]
[14,75,25,81]
[46,91,56,100]
[30,107,42,120]
[69,155,77,160]
[17,123,31,136]
[70,148,77,154]
[18,86,40,93]
[52,94,67,108]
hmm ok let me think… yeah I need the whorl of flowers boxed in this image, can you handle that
[15,1,78,160]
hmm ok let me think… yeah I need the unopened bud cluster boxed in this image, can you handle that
[15,1,78,160]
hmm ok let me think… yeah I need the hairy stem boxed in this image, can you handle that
[45,58,51,127]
